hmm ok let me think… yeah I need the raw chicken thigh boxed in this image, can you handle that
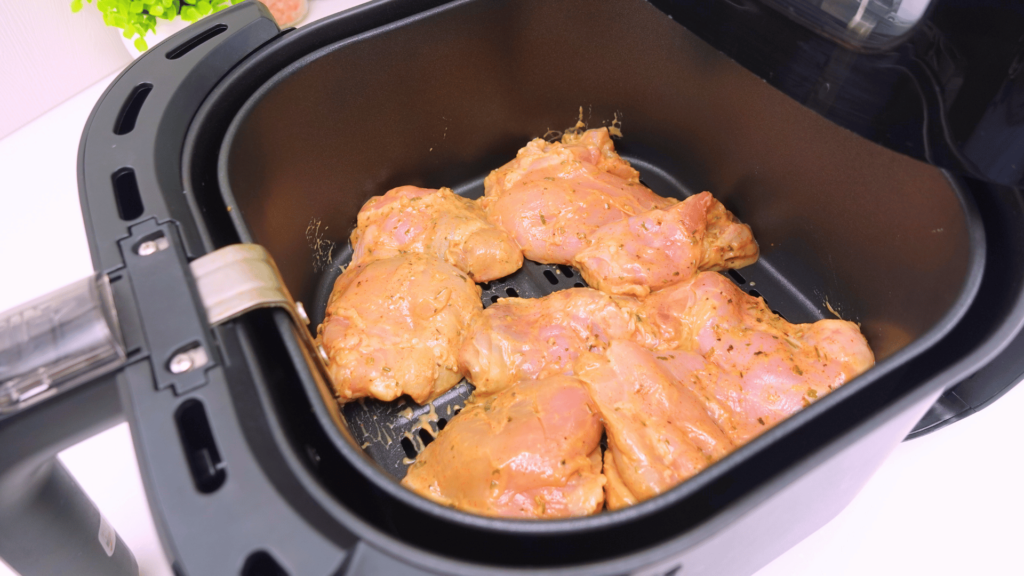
[351,185,523,282]
[575,341,735,509]
[318,254,482,404]
[319,126,879,520]
[401,376,605,518]
[638,271,875,430]
[458,288,647,395]
[574,192,759,298]
[481,128,675,264]
[652,349,771,445]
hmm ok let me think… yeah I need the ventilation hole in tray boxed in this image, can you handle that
[727,269,747,285]
[773,309,787,320]
[557,265,576,278]
[748,289,762,299]
[506,287,519,297]
[166,23,227,60]
[574,282,585,288]
[543,269,560,285]
[479,281,492,290]
[400,437,417,459]
[437,417,448,431]
[490,295,500,304]
[113,83,152,135]
[418,428,435,448]
[453,406,463,416]
[241,550,288,576]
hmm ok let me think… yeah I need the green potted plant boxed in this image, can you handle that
[71,0,308,55]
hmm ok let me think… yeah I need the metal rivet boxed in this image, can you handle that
[137,236,169,256]
[296,301,310,325]
[138,241,158,256]
[169,353,193,374]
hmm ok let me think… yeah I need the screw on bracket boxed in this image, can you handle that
[168,346,209,374]
[136,235,170,256]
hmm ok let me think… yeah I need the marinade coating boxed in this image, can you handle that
[481,128,674,265]
[401,376,605,518]
[575,341,735,508]
[318,254,482,404]
[458,287,648,395]
[352,185,523,282]
[574,191,758,298]
[638,271,875,431]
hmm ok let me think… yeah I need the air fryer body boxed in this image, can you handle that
[52,1,1024,575]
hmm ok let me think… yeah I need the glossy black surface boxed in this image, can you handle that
[651,0,1024,187]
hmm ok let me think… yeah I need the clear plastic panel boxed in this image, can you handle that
[762,0,932,50]
[0,275,125,415]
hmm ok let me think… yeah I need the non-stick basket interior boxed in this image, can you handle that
[218,0,977,524]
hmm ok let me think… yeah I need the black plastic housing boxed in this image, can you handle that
[63,1,1024,575]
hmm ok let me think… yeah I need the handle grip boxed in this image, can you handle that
[0,275,126,417]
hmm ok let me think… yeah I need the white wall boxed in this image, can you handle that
[0,0,130,139]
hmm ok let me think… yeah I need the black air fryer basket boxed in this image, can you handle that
[3,1,1024,575]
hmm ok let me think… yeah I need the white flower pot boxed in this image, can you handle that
[120,17,192,59]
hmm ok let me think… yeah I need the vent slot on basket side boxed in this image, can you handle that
[113,83,152,135]
[166,24,228,60]
[112,168,144,221]
[175,399,227,493]
[241,551,288,576]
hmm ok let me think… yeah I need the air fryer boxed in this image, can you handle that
[1,1,1023,575]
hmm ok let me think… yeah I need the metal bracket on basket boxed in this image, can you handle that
[189,244,332,381]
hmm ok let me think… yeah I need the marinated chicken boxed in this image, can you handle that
[319,127,879,519]
[401,376,605,518]
[458,288,646,395]
[652,349,768,445]
[638,271,875,431]
[574,191,759,298]
[318,254,482,404]
[481,128,675,264]
[351,185,523,282]
[575,341,735,509]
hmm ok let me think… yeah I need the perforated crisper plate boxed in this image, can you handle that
[308,158,829,480]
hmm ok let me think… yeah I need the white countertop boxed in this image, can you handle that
[1,4,1022,575]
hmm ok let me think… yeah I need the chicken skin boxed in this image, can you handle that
[575,341,735,509]
[481,128,675,265]
[651,349,769,445]
[401,376,605,518]
[458,288,647,395]
[351,186,523,282]
[318,254,482,404]
[638,271,875,431]
[574,191,759,298]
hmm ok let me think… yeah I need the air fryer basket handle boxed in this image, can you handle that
[0,2,284,573]
[0,276,136,575]
[0,274,126,416]
[0,276,135,575]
